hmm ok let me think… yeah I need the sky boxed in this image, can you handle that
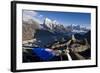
[23,10,91,27]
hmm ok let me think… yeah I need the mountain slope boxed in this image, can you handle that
[22,19,40,41]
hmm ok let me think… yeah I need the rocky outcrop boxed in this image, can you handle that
[22,19,40,41]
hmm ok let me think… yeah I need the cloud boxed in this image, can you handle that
[39,15,43,18]
[22,10,42,24]
[23,10,38,17]
[23,10,37,21]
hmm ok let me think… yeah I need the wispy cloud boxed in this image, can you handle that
[22,10,42,24]
[39,15,43,18]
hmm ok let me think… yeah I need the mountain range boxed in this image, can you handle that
[22,18,90,41]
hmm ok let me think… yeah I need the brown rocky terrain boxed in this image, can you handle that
[22,19,39,41]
